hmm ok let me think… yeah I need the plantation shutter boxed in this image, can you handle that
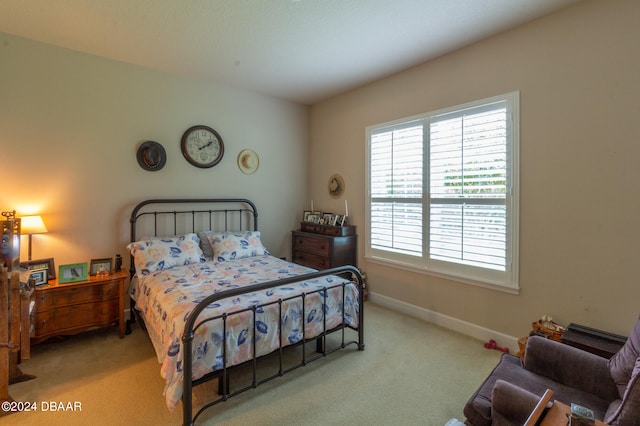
[370,121,423,256]
[428,102,508,271]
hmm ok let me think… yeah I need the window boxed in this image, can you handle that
[365,92,519,291]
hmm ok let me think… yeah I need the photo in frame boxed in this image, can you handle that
[20,257,56,281]
[303,210,312,222]
[306,214,321,224]
[30,268,48,286]
[58,262,88,284]
[90,258,113,276]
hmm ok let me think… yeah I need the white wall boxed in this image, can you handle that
[308,0,640,338]
[0,33,309,272]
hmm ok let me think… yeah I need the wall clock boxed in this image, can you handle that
[180,125,224,168]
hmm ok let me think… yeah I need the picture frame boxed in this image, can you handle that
[58,262,88,284]
[322,213,334,225]
[90,257,113,276]
[30,268,48,286]
[303,210,312,222]
[20,257,56,281]
[306,214,321,224]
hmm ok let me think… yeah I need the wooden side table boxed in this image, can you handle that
[540,401,607,425]
[31,270,127,343]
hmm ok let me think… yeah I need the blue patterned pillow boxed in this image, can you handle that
[127,233,205,276]
[205,231,269,262]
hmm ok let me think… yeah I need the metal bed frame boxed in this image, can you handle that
[127,198,365,425]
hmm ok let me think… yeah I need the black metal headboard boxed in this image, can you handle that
[129,198,258,276]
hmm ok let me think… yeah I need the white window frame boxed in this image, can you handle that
[365,92,519,293]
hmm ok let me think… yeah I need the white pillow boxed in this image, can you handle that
[205,231,269,261]
[127,233,205,276]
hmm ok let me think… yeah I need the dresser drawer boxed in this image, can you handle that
[33,299,119,337]
[293,234,330,256]
[34,280,120,312]
[292,251,330,270]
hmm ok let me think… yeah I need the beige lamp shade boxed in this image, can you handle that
[20,215,48,234]
[20,215,47,261]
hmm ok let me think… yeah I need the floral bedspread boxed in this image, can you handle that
[130,255,359,410]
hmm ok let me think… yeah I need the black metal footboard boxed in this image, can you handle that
[182,265,365,426]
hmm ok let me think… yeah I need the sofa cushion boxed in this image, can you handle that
[525,336,617,400]
[491,380,541,426]
[609,315,640,398]
[604,356,640,425]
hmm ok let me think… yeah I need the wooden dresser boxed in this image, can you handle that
[292,224,357,270]
[31,270,127,343]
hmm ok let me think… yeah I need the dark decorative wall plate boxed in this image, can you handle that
[137,141,167,171]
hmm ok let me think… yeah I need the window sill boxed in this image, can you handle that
[364,255,520,295]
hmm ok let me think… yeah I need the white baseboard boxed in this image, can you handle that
[368,291,520,353]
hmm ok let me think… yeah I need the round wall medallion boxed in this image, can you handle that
[328,173,345,198]
[136,141,167,171]
[237,149,259,174]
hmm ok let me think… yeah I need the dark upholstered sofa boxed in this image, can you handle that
[463,315,640,425]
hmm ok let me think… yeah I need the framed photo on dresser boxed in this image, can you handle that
[58,262,88,284]
[20,257,56,281]
[90,258,113,276]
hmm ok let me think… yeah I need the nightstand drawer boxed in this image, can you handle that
[294,234,330,255]
[292,251,330,270]
[34,280,119,311]
[34,299,119,336]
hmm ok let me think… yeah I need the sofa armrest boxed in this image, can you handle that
[524,336,618,401]
[491,380,542,426]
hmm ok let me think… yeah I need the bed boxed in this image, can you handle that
[126,198,365,425]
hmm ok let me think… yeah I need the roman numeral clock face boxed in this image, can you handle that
[180,125,224,168]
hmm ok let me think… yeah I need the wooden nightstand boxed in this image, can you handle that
[292,224,357,270]
[31,270,127,343]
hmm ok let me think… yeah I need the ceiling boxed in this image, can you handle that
[0,0,581,105]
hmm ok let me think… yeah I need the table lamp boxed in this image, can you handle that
[20,215,47,260]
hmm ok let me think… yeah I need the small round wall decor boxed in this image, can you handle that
[328,173,345,198]
[136,141,167,171]
[237,149,259,174]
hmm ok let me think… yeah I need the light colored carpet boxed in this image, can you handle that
[4,303,500,425]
